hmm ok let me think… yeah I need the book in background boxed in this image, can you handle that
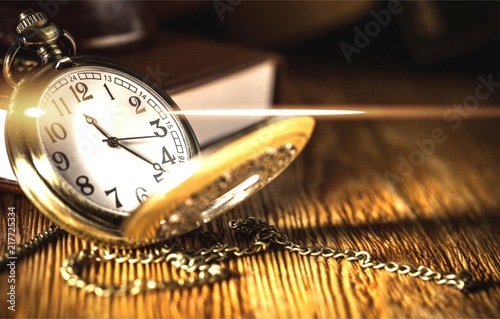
[0,32,282,188]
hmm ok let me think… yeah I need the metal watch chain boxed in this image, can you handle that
[0,57,473,295]
[1,213,473,295]
[59,217,473,296]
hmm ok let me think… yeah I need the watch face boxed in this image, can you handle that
[36,66,197,218]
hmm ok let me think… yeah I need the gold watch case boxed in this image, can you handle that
[5,56,199,247]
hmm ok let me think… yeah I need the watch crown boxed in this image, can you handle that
[16,9,48,34]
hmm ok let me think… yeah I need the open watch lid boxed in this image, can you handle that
[122,116,315,243]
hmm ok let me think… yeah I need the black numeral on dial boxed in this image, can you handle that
[103,83,115,100]
[136,187,149,203]
[52,97,72,116]
[161,147,176,165]
[129,96,146,114]
[76,176,94,195]
[52,151,70,171]
[70,83,93,103]
[105,187,123,208]
[150,118,168,137]
[152,163,165,183]
[44,123,67,143]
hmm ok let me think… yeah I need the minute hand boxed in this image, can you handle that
[102,135,159,142]
[107,137,162,169]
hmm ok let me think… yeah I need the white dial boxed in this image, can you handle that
[37,66,196,217]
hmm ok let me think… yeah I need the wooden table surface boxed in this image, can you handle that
[1,117,499,318]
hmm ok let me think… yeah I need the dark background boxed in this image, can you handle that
[1,0,499,105]
[0,3,499,317]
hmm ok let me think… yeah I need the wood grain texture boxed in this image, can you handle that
[1,119,499,318]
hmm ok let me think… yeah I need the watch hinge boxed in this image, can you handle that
[55,57,73,70]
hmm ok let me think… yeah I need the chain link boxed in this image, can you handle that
[229,217,473,291]
[56,217,474,296]
[59,224,270,296]
[0,217,473,294]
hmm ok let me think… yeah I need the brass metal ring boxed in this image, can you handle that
[2,30,77,88]
[2,39,23,87]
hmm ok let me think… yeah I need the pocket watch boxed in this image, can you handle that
[1,9,473,295]
[3,9,315,247]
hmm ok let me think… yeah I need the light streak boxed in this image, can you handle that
[170,109,364,117]
[169,105,500,119]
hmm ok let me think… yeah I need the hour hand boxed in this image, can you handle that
[84,114,110,138]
